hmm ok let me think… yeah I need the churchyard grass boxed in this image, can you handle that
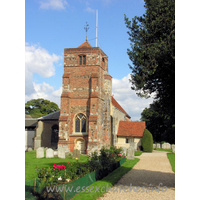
[135,150,143,156]
[25,150,88,181]
[72,158,140,200]
[155,148,172,152]
[167,152,175,172]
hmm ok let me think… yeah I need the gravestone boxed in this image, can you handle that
[156,143,160,148]
[65,148,70,156]
[72,149,80,159]
[54,150,58,156]
[28,147,33,151]
[162,142,171,149]
[172,144,175,153]
[127,146,134,160]
[122,147,127,156]
[153,144,156,149]
[168,143,172,149]
[58,147,65,159]
[36,147,44,158]
[46,148,54,158]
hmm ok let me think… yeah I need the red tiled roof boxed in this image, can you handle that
[117,121,145,137]
[78,41,92,48]
[111,96,131,118]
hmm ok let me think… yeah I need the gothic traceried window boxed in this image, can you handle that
[75,113,86,133]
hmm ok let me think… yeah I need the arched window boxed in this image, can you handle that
[75,113,86,133]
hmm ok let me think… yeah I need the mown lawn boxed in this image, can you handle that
[155,148,172,152]
[135,150,143,156]
[167,152,175,172]
[25,151,88,181]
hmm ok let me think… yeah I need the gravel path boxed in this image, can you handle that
[99,150,175,200]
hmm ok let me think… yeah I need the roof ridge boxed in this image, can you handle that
[77,41,92,48]
[111,96,131,118]
[38,110,60,120]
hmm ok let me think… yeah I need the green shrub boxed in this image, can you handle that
[35,146,125,189]
[141,129,153,152]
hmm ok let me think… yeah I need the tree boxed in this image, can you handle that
[141,101,175,144]
[124,0,175,124]
[25,98,59,118]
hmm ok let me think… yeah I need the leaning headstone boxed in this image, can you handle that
[172,145,175,153]
[153,144,156,149]
[46,148,54,158]
[72,149,80,159]
[122,147,127,156]
[28,147,33,152]
[127,146,134,160]
[36,147,44,158]
[58,147,65,159]
[156,143,160,149]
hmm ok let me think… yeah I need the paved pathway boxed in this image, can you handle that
[99,150,175,200]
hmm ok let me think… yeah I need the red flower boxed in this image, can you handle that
[53,164,65,170]
[53,164,57,169]
[71,164,72,167]
[61,165,65,170]
[68,161,70,163]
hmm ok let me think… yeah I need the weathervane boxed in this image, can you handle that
[84,22,89,41]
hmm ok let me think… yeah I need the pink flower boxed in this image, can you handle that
[118,154,122,157]
[53,164,65,170]
[58,176,62,181]
[53,164,56,169]
[60,165,65,170]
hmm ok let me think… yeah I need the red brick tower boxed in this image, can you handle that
[58,41,112,154]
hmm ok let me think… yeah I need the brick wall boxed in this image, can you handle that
[58,42,112,154]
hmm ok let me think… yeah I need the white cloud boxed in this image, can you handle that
[84,7,95,13]
[52,86,62,97]
[25,43,61,78]
[112,74,154,121]
[25,82,61,107]
[25,43,62,107]
[39,0,68,10]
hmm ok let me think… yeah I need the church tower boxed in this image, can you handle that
[58,41,112,154]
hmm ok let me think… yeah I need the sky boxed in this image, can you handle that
[25,0,154,120]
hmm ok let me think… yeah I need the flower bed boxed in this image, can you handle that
[26,146,126,199]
